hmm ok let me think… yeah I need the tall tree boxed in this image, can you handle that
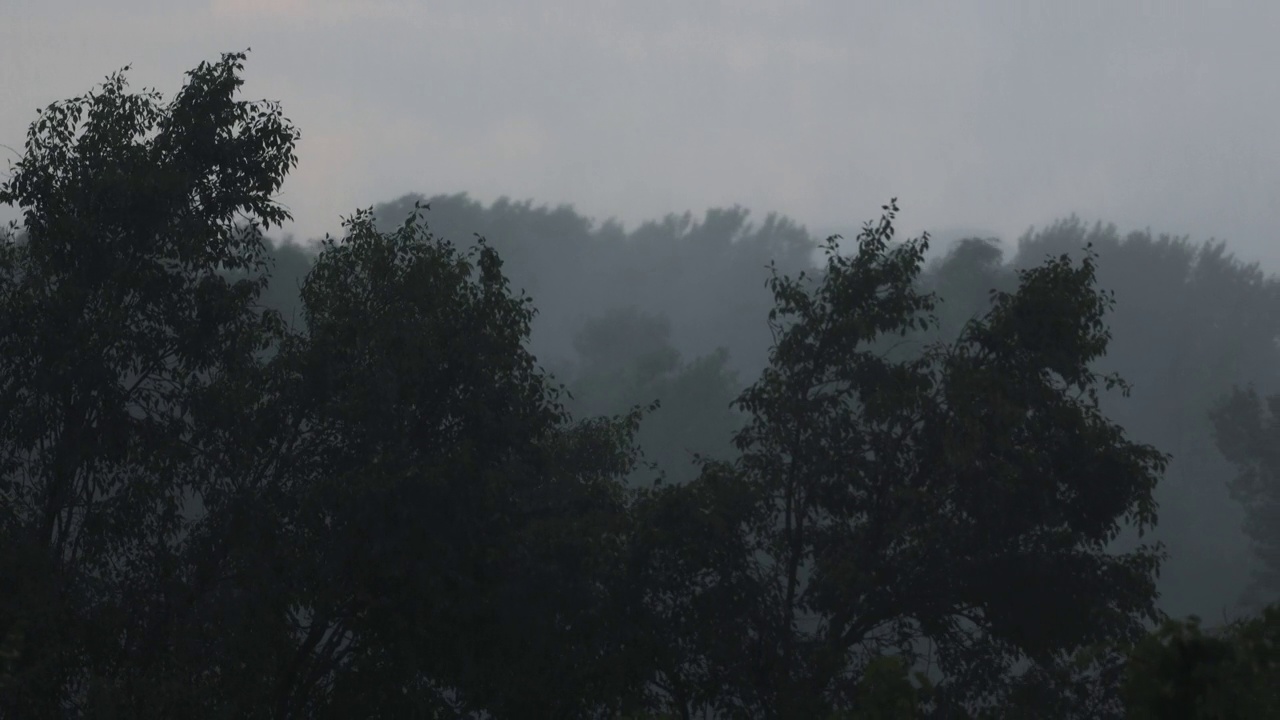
[912,223,1280,622]
[274,203,650,718]
[1012,221,1280,619]
[698,201,1168,717]
[0,50,298,715]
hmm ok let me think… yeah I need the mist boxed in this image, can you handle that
[246,193,1280,627]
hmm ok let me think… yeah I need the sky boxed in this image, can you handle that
[2,0,1278,271]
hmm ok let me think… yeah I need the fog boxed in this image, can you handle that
[238,192,1279,628]
[4,0,1280,693]
[5,2,1280,272]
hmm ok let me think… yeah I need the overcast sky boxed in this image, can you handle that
[3,1,1278,271]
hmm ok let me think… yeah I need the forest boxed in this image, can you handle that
[0,52,1278,719]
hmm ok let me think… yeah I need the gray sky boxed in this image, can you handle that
[3,1,1278,271]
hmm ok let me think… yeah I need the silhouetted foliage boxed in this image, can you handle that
[0,53,649,719]
[635,203,1168,718]
[275,203,650,718]
[0,49,299,716]
[1121,603,1280,718]
[912,221,1280,621]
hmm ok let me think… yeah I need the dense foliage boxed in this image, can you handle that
[920,227,1280,620]
[1,52,1278,718]
[1121,605,1280,718]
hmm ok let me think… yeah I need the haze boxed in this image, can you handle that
[3,1,1279,272]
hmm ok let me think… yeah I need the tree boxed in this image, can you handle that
[618,459,771,717]
[564,306,746,488]
[1121,603,1280,718]
[274,203,651,718]
[1012,221,1280,621]
[919,236,1014,344]
[0,53,651,718]
[369,194,819,383]
[910,222,1280,622]
[694,201,1168,717]
[0,50,298,715]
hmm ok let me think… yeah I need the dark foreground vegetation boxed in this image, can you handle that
[0,52,1277,718]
